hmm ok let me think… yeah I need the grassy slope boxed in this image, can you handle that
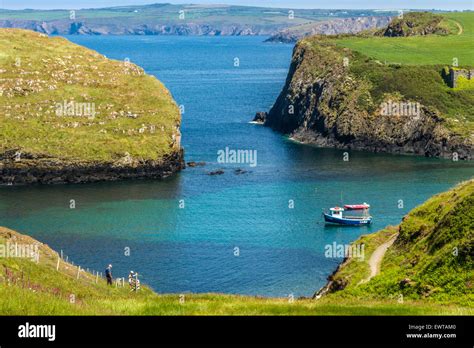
[302,12,474,135]
[328,180,474,308]
[0,29,180,162]
[1,178,473,318]
[336,12,473,66]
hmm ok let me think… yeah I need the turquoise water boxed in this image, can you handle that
[1,36,472,297]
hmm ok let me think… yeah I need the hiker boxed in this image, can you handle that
[135,272,141,291]
[105,264,113,285]
[128,271,141,292]
[128,271,135,290]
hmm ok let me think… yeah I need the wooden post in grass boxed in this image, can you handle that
[56,257,60,271]
[76,266,80,279]
[60,250,63,259]
[96,271,98,284]
[122,277,125,287]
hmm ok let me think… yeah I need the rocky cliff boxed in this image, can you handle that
[377,12,451,37]
[265,16,391,43]
[261,36,473,159]
[0,19,280,36]
[0,29,184,185]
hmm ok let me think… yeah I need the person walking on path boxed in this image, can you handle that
[105,264,113,285]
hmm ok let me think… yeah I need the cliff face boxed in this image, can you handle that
[0,19,279,36]
[0,149,184,185]
[0,29,184,185]
[265,16,391,43]
[264,38,473,159]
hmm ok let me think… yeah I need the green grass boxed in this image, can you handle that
[335,13,474,66]
[0,29,180,163]
[1,260,470,315]
[328,227,398,289]
[326,180,474,308]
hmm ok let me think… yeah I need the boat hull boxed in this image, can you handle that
[323,213,372,225]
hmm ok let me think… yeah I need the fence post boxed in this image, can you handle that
[76,266,80,279]
[60,250,63,259]
[96,272,98,284]
[56,257,60,271]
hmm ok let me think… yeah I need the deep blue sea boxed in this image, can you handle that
[0,36,472,297]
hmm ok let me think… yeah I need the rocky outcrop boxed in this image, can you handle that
[378,12,449,37]
[252,111,267,124]
[266,16,391,43]
[263,38,473,159]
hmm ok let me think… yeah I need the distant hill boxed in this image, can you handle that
[0,29,184,184]
[0,4,399,36]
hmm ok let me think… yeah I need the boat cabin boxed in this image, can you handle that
[329,207,344,218]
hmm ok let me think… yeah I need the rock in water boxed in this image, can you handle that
[252,112,267,124]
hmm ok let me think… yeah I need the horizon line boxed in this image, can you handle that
[0,2,472,11]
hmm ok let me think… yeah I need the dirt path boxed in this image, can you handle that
[360,233,398,284]
[453,20,463,35]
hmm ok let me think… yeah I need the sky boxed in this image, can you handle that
[0,0,472,10]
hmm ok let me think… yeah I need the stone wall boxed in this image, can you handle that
[449,68,474,88]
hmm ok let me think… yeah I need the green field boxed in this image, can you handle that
[0,4,384,26]
[336,12,474,66]
[0,29,180,162]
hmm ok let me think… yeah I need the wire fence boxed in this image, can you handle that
[0,247,137,291]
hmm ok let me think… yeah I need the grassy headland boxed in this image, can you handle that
[316,12,474,132]
[0,29,184,184]
[264,12,473,158]
[0,29,180,162]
